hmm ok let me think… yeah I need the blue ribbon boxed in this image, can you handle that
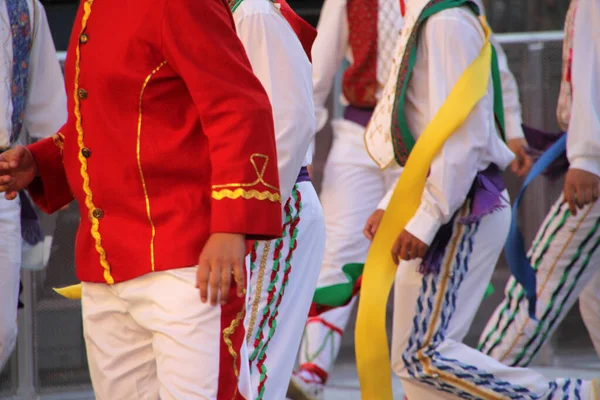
[504,133,567,319]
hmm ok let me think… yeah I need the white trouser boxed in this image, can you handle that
[0,195,21,371]
[245,181,325,399]
[82,266,251,400]
[297,119,400,380]
[480,195,600,366]
[392,198,596,400]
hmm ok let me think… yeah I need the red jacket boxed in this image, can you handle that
[28,0,282,284]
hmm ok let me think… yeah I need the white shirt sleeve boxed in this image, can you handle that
[312,0,348,132]
[404,14,494,246]
[235,7,316,203]
[566,0,600,177]
[24,0,67,139]
[490,34,525,140]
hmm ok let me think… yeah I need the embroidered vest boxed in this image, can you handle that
[342,0,402,108]
[364,0,505,168]
[6,0,33,146]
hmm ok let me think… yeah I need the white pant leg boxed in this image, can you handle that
[0,196,21,370]
[81,281,159,400]
[479,196,600,366]
[297,119,400,378]
[446,192,510,343]
[245,182,325,399]
[579,269,600,358]
[391,203,595,400]
[83,267,251,400]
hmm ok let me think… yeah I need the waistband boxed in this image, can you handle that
[296,166,310,183]
[343,105,374,128]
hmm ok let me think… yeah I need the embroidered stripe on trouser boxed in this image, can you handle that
[81,266,250,400]
[245,182,325,400]
[391,197,595,400]
[297,119,401,378]
[479,195,600,366]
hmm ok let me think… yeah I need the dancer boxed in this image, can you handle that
[0,0,66,371]
[0,0,282,398]
[289,0,404,397]
[227,0,326,399]
[357,0,598,398]
[292,0,531,397]
[479,0,600,367]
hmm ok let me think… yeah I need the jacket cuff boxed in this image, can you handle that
[404,207,443,247]
[27,137,73,214]
[210,195,283,241]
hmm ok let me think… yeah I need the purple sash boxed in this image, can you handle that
[296,166,310,183]
[343,105,374,128]
[420,164,507,275]
[522,124,569,180]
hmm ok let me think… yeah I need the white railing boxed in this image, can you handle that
[54,31,564,63]
[496,31,563,44]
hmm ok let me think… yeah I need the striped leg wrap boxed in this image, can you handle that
[480,200,600,368]
[479,202,570,357]
[401,210,578,399]
[247,185,302,399]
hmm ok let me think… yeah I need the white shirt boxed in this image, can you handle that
[0,0,66,148]
[311,0,403,131]
[473,0,524,141]
[374,6,514,246]
[232,0,316,203]
[566,0,600,177]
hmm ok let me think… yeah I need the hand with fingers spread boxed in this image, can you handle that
[363,209,384,241]
[0,146,38,200]
[564,168,600,217]
[196,233,246,306]
[507,138,533,177]
[391,229,429,265]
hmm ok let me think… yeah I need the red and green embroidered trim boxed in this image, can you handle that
[255,187,302,398]
[300,318,343,369]
[248,185,302,399]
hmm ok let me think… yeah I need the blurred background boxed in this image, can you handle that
[2,1,595,399]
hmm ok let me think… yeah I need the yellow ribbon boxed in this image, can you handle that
[355,17,493,400]
[54,283,82,300]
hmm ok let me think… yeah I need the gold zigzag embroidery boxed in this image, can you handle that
[212,188,281,203]
[212,153,280,203]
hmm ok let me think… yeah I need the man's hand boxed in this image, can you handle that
[363,209,384,241]
[196,233,246,306]
[507,138,533,177]
[307,165,313,180]
[564,168,600,216]
[391,229,429,265]
[0,146,38,200]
